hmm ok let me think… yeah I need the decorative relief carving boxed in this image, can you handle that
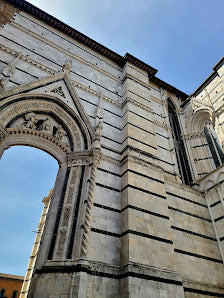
[0,99,84,151]
[50,86,66,98]
[0,53,22,91]
[78,95,103,266]
[55,125,67,143]
[57,227,67,257]
[154,120,171,131]
[0,125,8,142]
[0,44,56,75]
[67,151,91,167]
[79,148,102,265]
[71,81,121,107]
[70,167,79,182]
[122,97,153,114]
[66,187,74,205]
[181,132,204,140]
[7,128,70,153]
[62,59,72,75]
[22,112,38,130]
[55,166,82,257]
[14,112,69,146]
[62,204,72,227]
[190,96,212,113]
[40,117,54,134]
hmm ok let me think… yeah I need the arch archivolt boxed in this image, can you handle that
[166,96,179,108]
[0,71,106,280]
[186,98,214,135]
[180,104,216,179]
[0,87,104,269]
[0,94,93,162]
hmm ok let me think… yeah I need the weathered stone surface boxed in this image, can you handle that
[0,1,224,297]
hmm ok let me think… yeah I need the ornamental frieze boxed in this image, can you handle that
[67,151,92,167]
[0,99,84,151]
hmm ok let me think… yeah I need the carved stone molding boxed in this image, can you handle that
[154,120,171,131]
[7,128,70,153]
[0,125,8,142]
[78,148,102,267]
[102,154,120,166]
[71,81,121,107]
[122,97,153,114]
[190,96,212,113]
[181,132,204,140]
[0,99,84,151]
[67,151,92,167]
[0,52,22,91]
[50,86,66,98]
[175,109,184,116]
[0,44,56,75]
[78,113,103,265]
[121,148,162,174]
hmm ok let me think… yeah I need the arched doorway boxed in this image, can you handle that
[0,145,58,276]
[0,91,100,296]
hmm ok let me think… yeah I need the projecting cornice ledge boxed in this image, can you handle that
[197,164,224,192]
[5,0,188,101]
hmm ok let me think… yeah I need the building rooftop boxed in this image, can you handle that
[0,273,24,281]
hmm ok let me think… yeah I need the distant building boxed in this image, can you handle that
[0,273,23,298]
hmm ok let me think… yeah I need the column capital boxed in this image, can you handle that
[67,150,92,167]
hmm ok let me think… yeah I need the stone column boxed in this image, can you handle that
[119,63,184,297]
[28,152,92,297]
[78,148,102,267]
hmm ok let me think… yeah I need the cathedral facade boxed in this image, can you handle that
[0,0,224,297]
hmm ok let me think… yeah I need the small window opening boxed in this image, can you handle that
[11,291,18,298]
[168,99,192,185]
[204,122,224,168]
[0,289,5,298]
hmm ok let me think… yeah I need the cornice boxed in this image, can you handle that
[0,43,56,75]
[10,20,122,83]
[148,75,188,100]
[5,0,188,101]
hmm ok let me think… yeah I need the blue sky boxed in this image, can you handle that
[28,0,224,94]
[0,147,58,276]
[0,0,223,276]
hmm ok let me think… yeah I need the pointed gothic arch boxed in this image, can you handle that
[187,104,224,172]
[0,73,100,293]
[188,106,214,135]
[167,98,192,185]
[0,93,93,160]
